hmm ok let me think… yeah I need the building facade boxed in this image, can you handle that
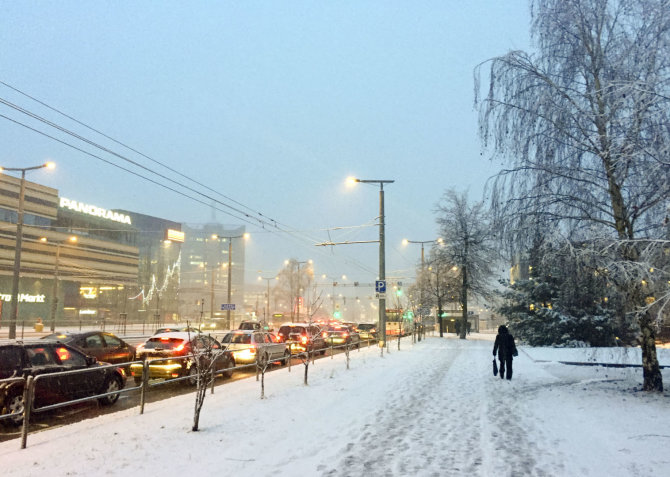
[0,174,184,331]
[180,224,246,328]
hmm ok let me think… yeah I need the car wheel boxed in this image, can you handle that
[220,356,234,378]
[184,365,198,386]
[3,390,25,427]
[98,377,122,406]
[282,349,290,366]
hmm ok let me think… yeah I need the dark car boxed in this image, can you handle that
[355,323,378,341]
[42,331,136,369]
[0,340,126,426]
[324,324,361,349]
[130,332,234,386]
[154,326,201,335]
[276,323,327,355]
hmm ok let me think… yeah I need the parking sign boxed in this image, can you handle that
[375,280,386,293]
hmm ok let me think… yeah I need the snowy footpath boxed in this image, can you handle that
[1,335,669,476]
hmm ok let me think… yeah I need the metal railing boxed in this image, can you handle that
[1,334,417,449]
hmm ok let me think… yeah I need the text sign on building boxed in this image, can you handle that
[221,304,236,311]
[165,229,185,243]
[60,197,132,225]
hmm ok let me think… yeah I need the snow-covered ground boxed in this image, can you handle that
[1,334,669,476]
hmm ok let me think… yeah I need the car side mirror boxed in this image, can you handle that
[86,356,97,365]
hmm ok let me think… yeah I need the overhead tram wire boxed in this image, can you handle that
[0,93,330,250]
[0,80,304,239]
[0,113,265,229]
[0,86,380,277]
[0,97,279,230]
[0,80,275,228]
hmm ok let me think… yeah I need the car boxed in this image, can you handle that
[0,340,126,426]
[153,326,201,335]
[238,320,266,331]
[323,324,361,349]
[220,330,289,365]
[276,323,327,355]
[130,332,234,386]
[355,323,378,341]
[41,331,136,370]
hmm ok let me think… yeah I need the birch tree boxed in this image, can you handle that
[475,0,670,390]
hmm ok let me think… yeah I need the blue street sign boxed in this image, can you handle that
[220,304,236,311]
[375,280,387,293]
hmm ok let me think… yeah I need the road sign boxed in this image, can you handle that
[375,293,386,299]
[375,280,387,293]
[220,304,236,311]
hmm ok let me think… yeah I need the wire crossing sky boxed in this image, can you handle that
[0,1,531,284]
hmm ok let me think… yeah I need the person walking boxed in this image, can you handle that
[493,325,518,380]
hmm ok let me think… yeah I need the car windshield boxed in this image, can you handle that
[357,324,375,330]
[143,338,186,350]
[224,333,252,344]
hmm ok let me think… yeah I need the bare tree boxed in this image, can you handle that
[435,189,498,339]
[275,259,314,322]
[414,249,460,337]
[188,330,233,432]
[475,0,670,391]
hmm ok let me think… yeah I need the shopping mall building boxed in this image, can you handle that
[0,174,246,332]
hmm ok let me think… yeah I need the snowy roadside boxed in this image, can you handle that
[1,336,669,476]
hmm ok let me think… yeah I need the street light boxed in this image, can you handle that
[348,177,394,348]
[40,235,78,332]
[258,274,278,321]
[402,238,441,340]
[212,232,250,328]
[293,260,312,322]
[0,161,55,339]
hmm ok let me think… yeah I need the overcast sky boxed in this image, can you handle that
[0,1,531,289]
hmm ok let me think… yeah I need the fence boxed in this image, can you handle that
[1,335,419,449]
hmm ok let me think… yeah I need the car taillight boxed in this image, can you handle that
[322,331,328,338]
[175,343,185,352]
[343,333,348,338]
[301,336,308,345]
[250,345,257,354]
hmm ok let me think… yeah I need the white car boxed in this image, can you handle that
[220,330,289,365]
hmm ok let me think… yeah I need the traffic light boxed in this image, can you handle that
[333,305,342,319]
[396,287,403,297]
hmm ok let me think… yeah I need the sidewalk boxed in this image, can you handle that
[1,336,668,476]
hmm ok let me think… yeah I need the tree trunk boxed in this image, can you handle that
[459,265,468,339]
[639,312,663,392]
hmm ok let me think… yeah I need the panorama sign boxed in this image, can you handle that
[60,197,132,225]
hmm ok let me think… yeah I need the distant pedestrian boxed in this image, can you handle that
[493,325,518,380]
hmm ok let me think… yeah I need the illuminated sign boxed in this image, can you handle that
[0,294,46,303]
[166,229,185,243]
[60,197,132,225]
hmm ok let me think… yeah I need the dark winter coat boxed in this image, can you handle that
[493,326,518,360]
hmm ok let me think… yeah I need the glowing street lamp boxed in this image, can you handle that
[0,161,55,339]
[348,177,394,348]
[41,235,78,332]
[211,232,250,328]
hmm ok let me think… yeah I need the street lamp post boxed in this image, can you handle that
[212,233,249,329]
[402,238,441,340]
[294,260,312,322]
[350,178,394,350]
[258,275,277,321]
[43,236,78,332]
[1,162,55,339]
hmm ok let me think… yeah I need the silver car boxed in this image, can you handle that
[220,330,289,365]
